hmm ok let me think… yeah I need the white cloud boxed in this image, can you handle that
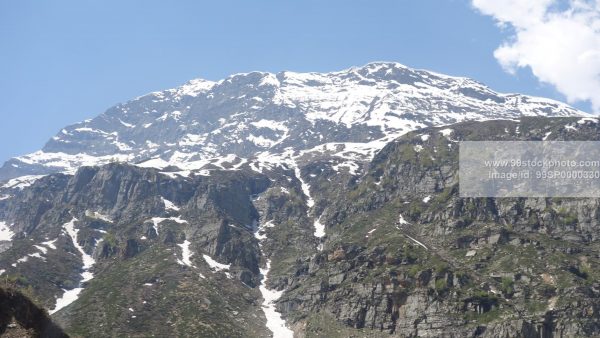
[472,0,600,112]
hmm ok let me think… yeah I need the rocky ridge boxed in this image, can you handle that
[0,62,585,183]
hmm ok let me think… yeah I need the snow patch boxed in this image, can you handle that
[148,217,188,235]
[202,254,230,272]
[398,214,409,226]
[42,239,57,250]
[50,288,84,315]
[176,240,195,267]
[313,217,325,238]
[578,117,597,124]
[248,134,278,147]
[259,73,280,87]
[14,151,134,175]
[0,222,14,241]
[250,120,288,131]
[332,160,360,175]
[259,259,294,338]
[118,119,135,128]
[160,170,192,179]
[28,252,45,260]
[405,234,428,250]
[564,124,578,131]
[439,128,453,137]
[179,133,207,146]
[1,175,45,190]
[85,210,112,223]
[33,245,48,255]
[174,78,216,98]
[162,198,180,211]
[366,228,377,238]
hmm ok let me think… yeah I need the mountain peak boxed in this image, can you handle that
[0,62,587,182]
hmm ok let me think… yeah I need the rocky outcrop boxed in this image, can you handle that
[0,287,68,337]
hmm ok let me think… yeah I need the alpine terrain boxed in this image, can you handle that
[1,62,599,337]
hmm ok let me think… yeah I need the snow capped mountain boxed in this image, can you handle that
[0,62,586,182]
[1,62,599,337]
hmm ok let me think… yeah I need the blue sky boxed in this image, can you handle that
[0,0,591,164]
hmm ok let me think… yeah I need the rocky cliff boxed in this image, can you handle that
[278,117,600,337]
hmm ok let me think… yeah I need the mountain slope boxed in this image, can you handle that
[0,164,276,337]
[281,116,600,337]
[0,63,596,337]
[2,117,600,337]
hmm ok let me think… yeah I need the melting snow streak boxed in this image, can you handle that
[259,259,294,338]
[50,218,99,314]
[255,220,294,338]
[290,157,325,239]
